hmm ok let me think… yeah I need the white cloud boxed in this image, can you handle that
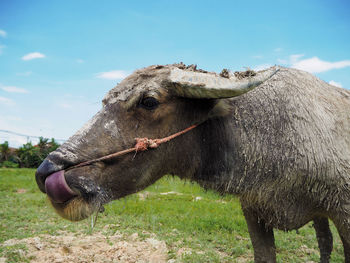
[291,56,350,73]
[0,96,14,105]
[1,85,29,93]
[253,64,273,71]
[289,54,305,64]
[22,52,46,61]
[76,59,84,63]
[329,80,342,88]
[96,70,129,80]
[277,54,304,65]
[0,29,6,38]
[276,54,350,74]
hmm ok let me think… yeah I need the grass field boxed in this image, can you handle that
[0,168,345,262]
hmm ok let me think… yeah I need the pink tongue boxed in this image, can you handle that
[45,170,76,203]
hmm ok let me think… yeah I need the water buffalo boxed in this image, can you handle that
[36,64,350,262]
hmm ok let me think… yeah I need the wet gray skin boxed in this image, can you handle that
[36,64,350,263]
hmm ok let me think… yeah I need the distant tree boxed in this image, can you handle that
[0,141,10,162]
[16,142,42,168]
[37,137,49,151]
[15,138,60,168]
[0,137,61,168]
[47,138,60,153]
[1,160,19,168]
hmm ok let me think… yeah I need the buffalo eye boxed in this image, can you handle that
[139,97,159,110]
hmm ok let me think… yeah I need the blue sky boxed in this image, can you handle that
[0,0,349,147]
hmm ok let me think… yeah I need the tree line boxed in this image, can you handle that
[0,137,60,168]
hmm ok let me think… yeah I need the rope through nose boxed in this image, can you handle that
[66,124,198,171]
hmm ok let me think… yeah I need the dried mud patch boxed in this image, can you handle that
[1,231,168,263]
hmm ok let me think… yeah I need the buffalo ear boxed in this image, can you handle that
[168,66,279,99]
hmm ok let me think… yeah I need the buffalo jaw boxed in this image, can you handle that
[37,158,109,221]
[49,196,95,221]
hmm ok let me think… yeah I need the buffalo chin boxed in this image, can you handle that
[48,196,95,221]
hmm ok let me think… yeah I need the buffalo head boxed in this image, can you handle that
[35,64,278,221]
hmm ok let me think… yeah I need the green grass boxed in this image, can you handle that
[0,168,345,262]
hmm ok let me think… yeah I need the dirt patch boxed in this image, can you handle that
[2,231,168,263]
[234,254,254,263]
[298,245,318,255]
[137,191,151,200]
[176,247,192,257]
[159,191,183,196]
[16,188,27,193]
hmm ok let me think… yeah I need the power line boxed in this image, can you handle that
[0,129,66,143]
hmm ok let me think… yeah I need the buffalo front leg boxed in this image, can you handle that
[313,216,333,263]
[331,212,350,263]
[340,233,350,263]
[242,207,276,263]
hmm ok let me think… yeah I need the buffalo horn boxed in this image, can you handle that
[168,66,279,99]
